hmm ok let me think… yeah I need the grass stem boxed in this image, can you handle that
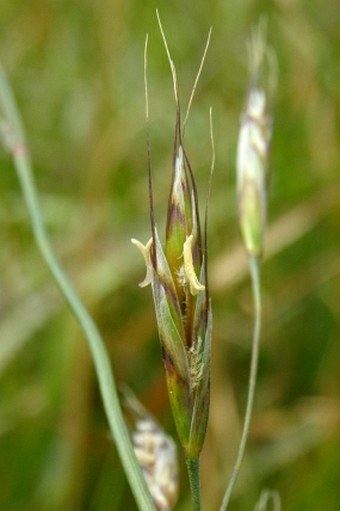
[186,456,201,511]
[220,255,261,511]
[0,67,156,511]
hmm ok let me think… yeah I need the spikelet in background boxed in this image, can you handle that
[123,388,179,511]
[236,20,275,258]
[220,22,277,511]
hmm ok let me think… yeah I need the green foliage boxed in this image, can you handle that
[1,1,340,510]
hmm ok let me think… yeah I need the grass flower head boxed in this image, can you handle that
[132,19,213,460]
[236,21,274,258]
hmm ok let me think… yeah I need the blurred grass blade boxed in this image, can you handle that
[0,65,156,511]
[0,67,26,149]
[254,489,281,511]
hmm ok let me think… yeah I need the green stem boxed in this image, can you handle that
[220,256,261,511]
[186,456,201,511]
[0,67,156,511]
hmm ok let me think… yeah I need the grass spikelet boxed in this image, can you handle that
[133,11,213,511]
[123,387,179,511]
[220,20,276,511]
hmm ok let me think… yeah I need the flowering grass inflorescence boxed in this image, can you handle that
[0,11,278,510]
[237,19,275,259]
[123,387,179,511]
[220,20,276,511]
[132,14,214,511]
[132,78,212,464]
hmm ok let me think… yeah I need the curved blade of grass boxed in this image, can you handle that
[0,66,156,511]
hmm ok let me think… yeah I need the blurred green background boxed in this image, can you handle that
[1,1,339,510]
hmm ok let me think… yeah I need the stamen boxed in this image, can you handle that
[183,235,205,295]
[131,238,153,287]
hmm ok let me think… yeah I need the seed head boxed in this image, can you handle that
[123,388,179,511]
[236,21,274,258]
[132,17,212,459]
[131,118,211,458]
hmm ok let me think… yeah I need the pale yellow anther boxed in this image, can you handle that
[131,237,153,287]
[183,234,205,296]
